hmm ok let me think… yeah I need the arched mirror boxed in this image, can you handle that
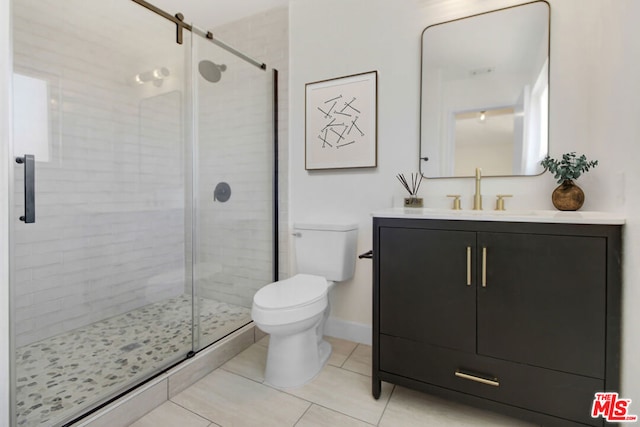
[419,1,550,178]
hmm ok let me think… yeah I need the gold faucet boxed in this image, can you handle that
[473,167,482,210]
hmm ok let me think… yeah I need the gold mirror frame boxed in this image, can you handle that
[419,1,550,178]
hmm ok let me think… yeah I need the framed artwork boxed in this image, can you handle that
[305,71,377,170]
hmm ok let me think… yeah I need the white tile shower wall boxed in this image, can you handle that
[12,0,189,347]
[195,7,289,308]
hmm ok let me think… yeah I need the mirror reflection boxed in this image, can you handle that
[420,1,550,178]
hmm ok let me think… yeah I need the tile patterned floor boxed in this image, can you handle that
[132,336,540,427]
[16,296,251,427]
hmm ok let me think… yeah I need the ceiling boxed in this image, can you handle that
[148,0,288,29]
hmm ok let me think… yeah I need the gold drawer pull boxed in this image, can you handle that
[455,370,499,387]
[481,247,487,288]
[466,246,471,286]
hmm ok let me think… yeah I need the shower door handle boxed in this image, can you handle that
[15,154,35,223]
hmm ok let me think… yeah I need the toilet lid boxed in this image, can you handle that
[254,274,327,310]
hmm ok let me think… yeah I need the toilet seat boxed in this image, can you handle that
[254,274,327,309]
[252,274,328,326]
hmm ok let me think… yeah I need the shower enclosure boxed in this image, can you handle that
[9,1,277,426]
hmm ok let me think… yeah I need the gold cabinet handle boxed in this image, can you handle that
[455,370,499,387]
[466,246,471,286]
[482,247,487,288]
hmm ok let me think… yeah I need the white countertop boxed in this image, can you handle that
[372,207,625,225]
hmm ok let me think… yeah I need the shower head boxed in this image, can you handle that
[198,60,227,83]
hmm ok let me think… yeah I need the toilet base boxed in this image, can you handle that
[262,317,332,388]
[318,339,331,367]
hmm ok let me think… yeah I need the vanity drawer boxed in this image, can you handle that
[380,334,603,426]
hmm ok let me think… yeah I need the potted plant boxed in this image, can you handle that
[540,152,598,211]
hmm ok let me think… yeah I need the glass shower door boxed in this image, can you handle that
[11,1,193,425]
[191,30,275,351]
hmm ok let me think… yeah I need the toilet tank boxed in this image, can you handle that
[293,222,358,282]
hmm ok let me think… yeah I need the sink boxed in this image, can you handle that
[372,207,625,225]
[442,209,536,216]
[401,208,536,217]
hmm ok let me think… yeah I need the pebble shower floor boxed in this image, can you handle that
[15,296,251,427]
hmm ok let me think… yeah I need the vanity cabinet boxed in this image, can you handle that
[372,217,622,427]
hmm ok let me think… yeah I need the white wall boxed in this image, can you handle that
[1,0,12,423]
[290,0,640,402]
[291,0,428,333]
[588,0,640,406]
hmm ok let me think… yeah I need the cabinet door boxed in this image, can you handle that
[379,227,476,352]
[477,232,606,378]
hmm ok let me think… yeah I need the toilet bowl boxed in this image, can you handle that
[251,222,358,388]
[252,274,331,387]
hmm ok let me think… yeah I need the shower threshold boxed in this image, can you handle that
[15,295,251,427]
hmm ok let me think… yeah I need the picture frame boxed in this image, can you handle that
[305,71,377,170]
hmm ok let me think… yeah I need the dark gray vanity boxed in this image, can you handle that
[372,209,623,426]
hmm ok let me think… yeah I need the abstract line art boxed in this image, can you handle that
[305,71,377,169]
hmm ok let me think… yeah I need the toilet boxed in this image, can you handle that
[251,222,358,388]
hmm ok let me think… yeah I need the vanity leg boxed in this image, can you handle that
[372,376,381,399]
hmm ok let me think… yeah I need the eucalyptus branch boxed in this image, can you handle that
[540,152,598,184]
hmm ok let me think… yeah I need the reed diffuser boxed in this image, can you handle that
[396,173,424,207]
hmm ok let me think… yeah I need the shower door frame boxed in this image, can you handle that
[132,0,280,287]
[189,25,280,352]
[2,0,13,425]
[5,0,280,424]
[133,0,281,357]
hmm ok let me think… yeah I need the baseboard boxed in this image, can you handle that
[325,318,372,345]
